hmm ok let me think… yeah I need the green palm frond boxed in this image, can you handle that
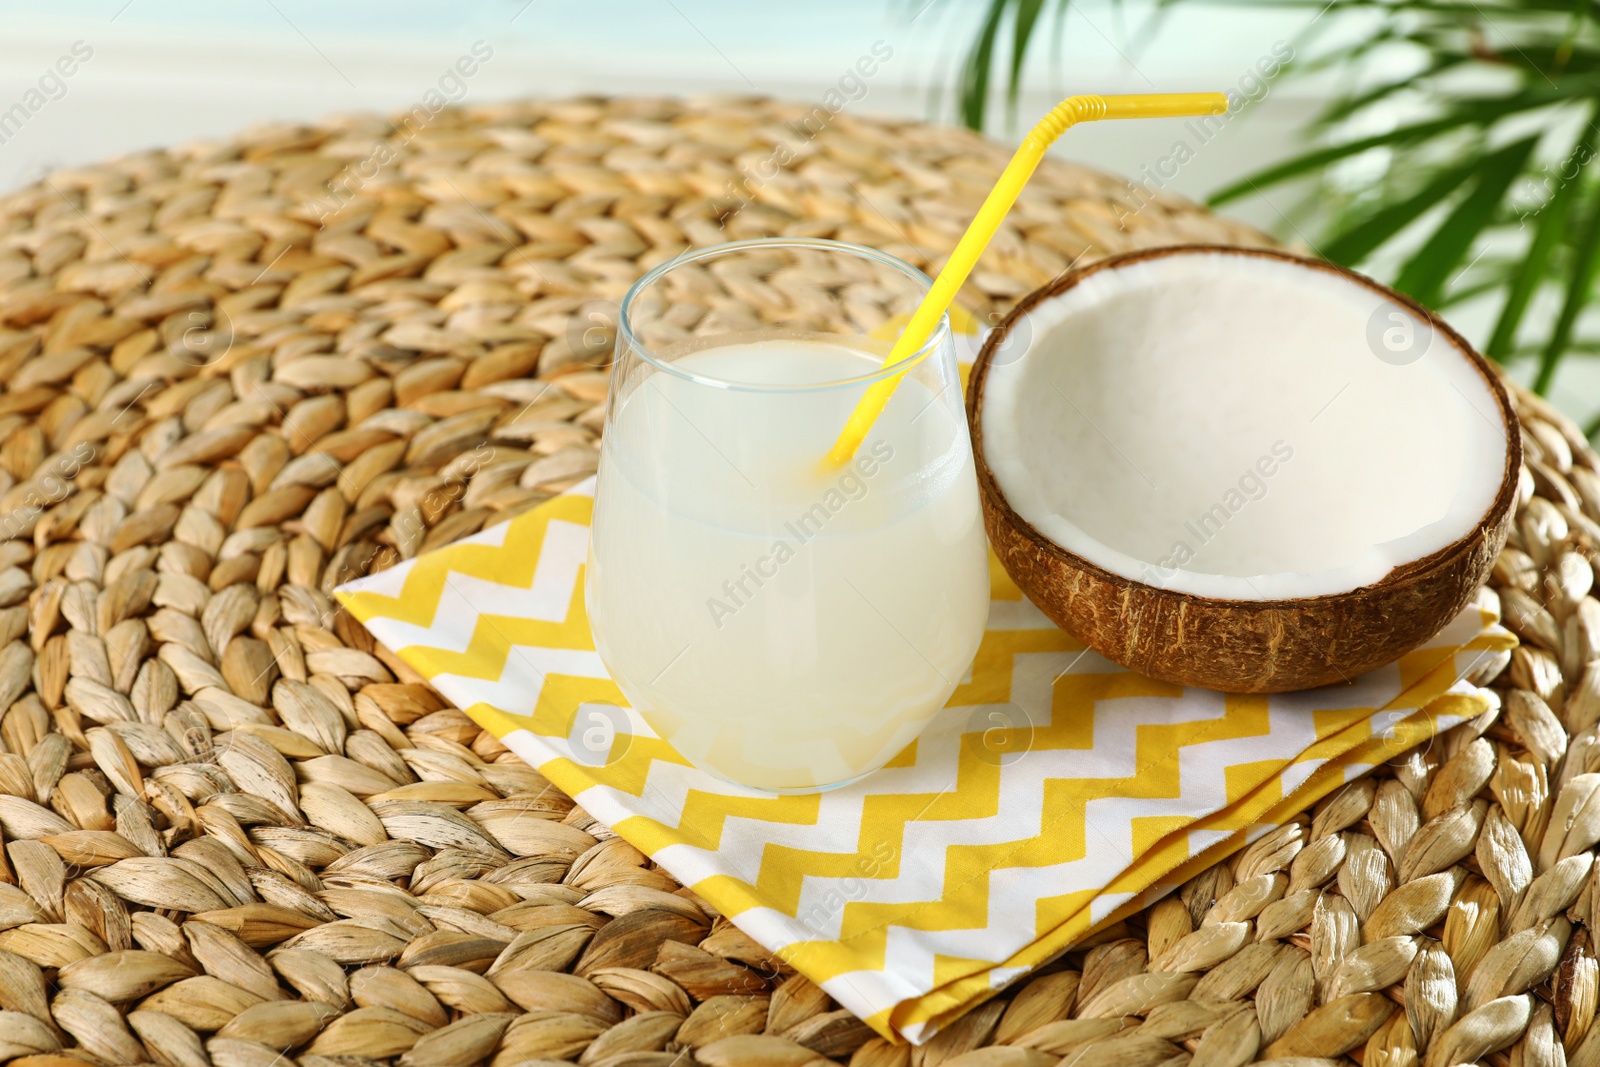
[957,0,1064,130]
[948,0,1600,402]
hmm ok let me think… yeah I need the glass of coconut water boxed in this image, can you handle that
[588,238,990,792]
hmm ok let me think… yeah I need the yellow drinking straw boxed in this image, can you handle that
[820,92,1229,471]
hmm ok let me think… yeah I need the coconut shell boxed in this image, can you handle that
[967,245,1520,693]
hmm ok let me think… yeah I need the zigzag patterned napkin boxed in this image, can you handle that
[335,480,1514,1045]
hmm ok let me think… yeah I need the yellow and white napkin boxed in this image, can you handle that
[336,480,1513,1044]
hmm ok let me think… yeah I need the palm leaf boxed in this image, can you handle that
[1392,136,1539,308]
[1487,112,1600,357]
[1438,263,1527,306]
[1008,0,1049,123]
[1536,174,1600,391]
[1320,155,1487,265]
[1315,54,1471,125]
[958,2,1009,131]
[1209,89,1570,206]
[957,0,1072,130]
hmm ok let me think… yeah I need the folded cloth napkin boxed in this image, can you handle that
[335,478,1514,1044]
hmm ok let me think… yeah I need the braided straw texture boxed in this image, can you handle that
[0,96,1591,1067]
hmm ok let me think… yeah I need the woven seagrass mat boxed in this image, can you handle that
[0,94,1593,1067]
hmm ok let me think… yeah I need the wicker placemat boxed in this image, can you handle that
[0,96,1591,1067]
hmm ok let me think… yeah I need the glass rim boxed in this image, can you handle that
[616,237,953,393]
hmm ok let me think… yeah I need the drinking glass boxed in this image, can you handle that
[587,238,989,792]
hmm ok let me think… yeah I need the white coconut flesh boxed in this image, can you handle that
[980,252,1510,601]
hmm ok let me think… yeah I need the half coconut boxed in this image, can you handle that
[967,245,1519,692]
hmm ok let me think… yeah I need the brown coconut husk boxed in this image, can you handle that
[967,246,1521,692]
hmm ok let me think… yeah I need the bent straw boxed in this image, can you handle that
[820,92,1229,471]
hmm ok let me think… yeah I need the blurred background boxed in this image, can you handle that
[2,0,1594,430]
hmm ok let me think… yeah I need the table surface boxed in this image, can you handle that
[0,97,1591,1067]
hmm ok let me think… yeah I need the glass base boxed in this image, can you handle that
[692,762,885,796]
